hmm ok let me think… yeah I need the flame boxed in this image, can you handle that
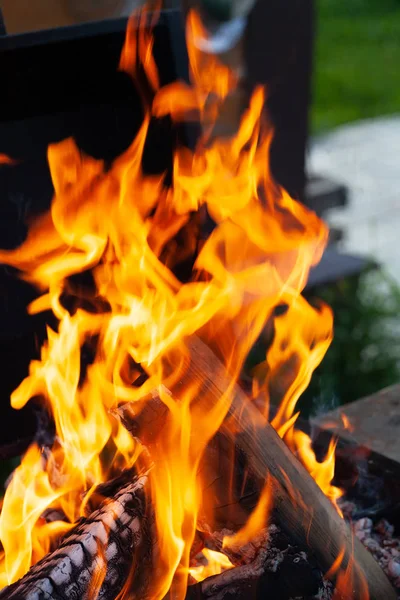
[251,295,343,513]
[341,412,354,432]
[0,154,16,165]
[292,431,343,515]
[88,538,107,600]
[331,553,370,600]
[324,538,369,600]
[223,477,272,550]
[322,412,354,434]
[0,6,353,599]
[189,548,234,583]
[119,3,160,92]
[0,445,72,587]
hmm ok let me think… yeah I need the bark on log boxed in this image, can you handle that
[185,338,396,599]
[0,473,151,600]
[119,337,396,600]
[2,336,395,600]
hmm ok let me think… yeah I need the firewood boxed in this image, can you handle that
[115,395,258,530]
[0,467,324,600]
[0,473,151,600]
[185,525,328,600]
[118,337,396,600]
[185,551,324,600]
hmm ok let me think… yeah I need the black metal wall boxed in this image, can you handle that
[246,0,314,203]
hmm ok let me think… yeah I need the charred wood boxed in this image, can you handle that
[184,338,396,600]
[117,336,396,600]
[185,525,329,600]
[0,473,151,600]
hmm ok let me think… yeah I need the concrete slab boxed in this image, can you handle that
[312,384,400,464]
[308,116,400,283]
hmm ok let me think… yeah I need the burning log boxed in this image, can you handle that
[0,473,151,600]
[0,478,327,600]
[185,525,329,600]
[0,6,394,600]
[186,339,396,599]
[118,337,396,600]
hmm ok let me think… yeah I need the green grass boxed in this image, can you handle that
[301,269,400,415]
[312,0,400,132]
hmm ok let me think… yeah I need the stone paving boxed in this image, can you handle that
[308,116,400,283]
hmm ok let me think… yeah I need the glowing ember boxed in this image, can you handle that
[0,5,350,599]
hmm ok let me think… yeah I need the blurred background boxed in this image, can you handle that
[305,0,400,415]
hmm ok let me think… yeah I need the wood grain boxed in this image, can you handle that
[0,473,151,600]
[176,337,396,600]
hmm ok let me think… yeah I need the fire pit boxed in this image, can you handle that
[0,4,397,600]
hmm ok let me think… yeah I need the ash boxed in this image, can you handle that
[189,524,333,599]
[190,504,400,600]
[340,500,400,597]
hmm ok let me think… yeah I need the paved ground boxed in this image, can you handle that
[308,116,400,283]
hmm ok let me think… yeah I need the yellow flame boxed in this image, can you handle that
[0,6,354,599]
[189,549,234,583]
[223,477,272,551]
[0,446,70,586]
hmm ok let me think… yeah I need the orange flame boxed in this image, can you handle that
[0,445,72,587]
[0,154,17,165]
[292,431,344,515]
[252,295,343,512]
[120,4,160,93]
[88,538,107,600]
[223,477,272,550]
[341,412,354,432]
[324,536,369,600]
[331,549,370,600]
[0,6,351,599]
[189,548,234,583]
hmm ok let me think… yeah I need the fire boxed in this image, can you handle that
[327,545,369,600]
[0,154,16,165]
[292,432,343,515]
[252,295,343,512]
[341,412,354,432]
[0,5,349,599]
[189,548,234,583]
[0,445,71,587]
[223,477,272,550]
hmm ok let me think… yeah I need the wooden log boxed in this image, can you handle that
[189,338,398,599]
[0,474,325,600]
[185,525,327,600]
[119,337,396,599]
[0,473,151,600]
[185,551,326,600]
[186,338,396,599]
